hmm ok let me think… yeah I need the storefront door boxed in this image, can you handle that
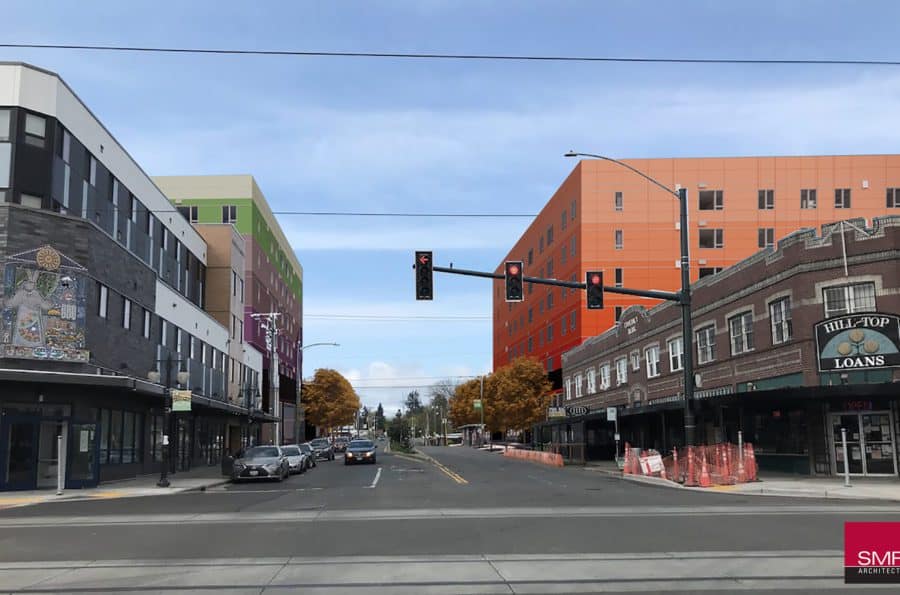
[831,411,898,476]
[0,415,39,490]
[67,421,100,488]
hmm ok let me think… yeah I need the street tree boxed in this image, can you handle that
[375,403,385,430]
[405,390,423,414]
[489,357,552,439]
[302,368,361,433]
[448,377,482,427]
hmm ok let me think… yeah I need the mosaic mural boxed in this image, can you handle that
[0,246,89,363]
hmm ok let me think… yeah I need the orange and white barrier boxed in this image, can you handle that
[502,447,564,467]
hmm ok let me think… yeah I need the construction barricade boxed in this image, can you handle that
[622,441,758,488]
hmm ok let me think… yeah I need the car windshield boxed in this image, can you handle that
[282,446,300,456]
[243,447,279,458]
[299,445,312,453]
[310,439,329,446]
[350,441,374,449]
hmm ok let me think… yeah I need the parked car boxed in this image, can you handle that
[344,439,377,465]
[333,436,350,453]
[299,443,317,469]
[309,438,335,461]
[231,446,290,482]
[281,444,307,474]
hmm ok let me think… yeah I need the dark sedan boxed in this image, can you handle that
[231,446,290,482]
[298,443,317,469]
[309,438,335,461]
[344,439,377,465]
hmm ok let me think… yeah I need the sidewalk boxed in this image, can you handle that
[583,461,900,501]
[0,465,229,510]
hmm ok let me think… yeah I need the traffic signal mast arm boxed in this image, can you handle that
[430,264,681,303]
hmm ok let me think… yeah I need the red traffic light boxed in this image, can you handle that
[508,264,520,276]
[590,273,601,285]
[585,270,604,310]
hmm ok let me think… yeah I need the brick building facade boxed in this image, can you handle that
[551,216,900,478]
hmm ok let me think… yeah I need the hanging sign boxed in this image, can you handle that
[815,314,900,372]
[171,389,192,412]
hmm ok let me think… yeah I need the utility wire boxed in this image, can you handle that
[2,43,899,66]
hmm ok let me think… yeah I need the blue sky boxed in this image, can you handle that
[4,1,900,415]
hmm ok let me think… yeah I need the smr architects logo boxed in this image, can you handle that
[845,522,900,584]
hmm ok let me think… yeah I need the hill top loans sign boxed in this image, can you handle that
[815,314,900,372]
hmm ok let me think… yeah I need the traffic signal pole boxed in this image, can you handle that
[430,264,679,302]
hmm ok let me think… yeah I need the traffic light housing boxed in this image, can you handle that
[505,261,524,302]
[586,271,604,309]
[415,251,433,300]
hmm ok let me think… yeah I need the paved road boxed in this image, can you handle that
[0,445,896,593]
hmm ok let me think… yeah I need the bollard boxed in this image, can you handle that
[841,428,851,488]
[56,434,64,496]
[672,449,680,483]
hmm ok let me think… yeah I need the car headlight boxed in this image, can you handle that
[264,463,279,472]
[346,452,354,457]
[365,451,374,457]
[233,463,245,471]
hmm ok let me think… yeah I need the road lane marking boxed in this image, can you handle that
[408,451,469,484]
[366,467,382,489]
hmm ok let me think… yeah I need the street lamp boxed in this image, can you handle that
[564,151,697,446]
[296,341,340,443]
[148,353,189,487]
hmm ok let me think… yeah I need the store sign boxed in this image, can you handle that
[695,386,734,400]
[815,314,900,372]
[548,406,566,419]
[473,399,482,410]
[566,406,589,416]
[606,407,617,422]
[171,389,192,412]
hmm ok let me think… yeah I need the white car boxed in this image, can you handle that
[281,444,308,474]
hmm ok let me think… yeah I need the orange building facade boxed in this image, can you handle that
[493,155,900,387]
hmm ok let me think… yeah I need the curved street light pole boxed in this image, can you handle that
[296,342,340,443]
[565,152,696,447]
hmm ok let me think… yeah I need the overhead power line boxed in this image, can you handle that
[2,43,899,66]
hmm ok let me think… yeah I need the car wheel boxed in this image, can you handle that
[372,458,376,464]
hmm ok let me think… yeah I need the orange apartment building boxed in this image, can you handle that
[493,154,900,389]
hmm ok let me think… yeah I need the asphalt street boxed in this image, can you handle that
[0,445,897,593]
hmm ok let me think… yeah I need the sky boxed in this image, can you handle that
[4,1,900,416]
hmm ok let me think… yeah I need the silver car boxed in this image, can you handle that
[281,444,308,474]
[231,446,290,482]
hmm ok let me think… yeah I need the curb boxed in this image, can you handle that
[185,479,231,493]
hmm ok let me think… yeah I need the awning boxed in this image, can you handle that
[0,367,165,396]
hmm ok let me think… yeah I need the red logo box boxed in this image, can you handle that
[845,522,900,584]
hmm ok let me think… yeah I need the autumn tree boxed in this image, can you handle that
[302,368,361,432]
[490,357,553,437]
[448,377,482,427]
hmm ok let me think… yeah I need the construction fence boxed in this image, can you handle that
[622,442,759,487]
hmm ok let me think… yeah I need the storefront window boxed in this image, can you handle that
[99,409,143,465]
[751,409,808,454]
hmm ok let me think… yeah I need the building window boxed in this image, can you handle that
[570,310,576,331]
[615,357,627,386]
[539,299,544,315]
[770,298,793,344]
[99,409,142,465]
[240,278,245,303]
[599,364,611,390]
[161,319,167,347]
[615,268,623,287]
[560,317,566,336]
[24,113,46,147]
[561,209,567,230]
[630,351,640,372]
[177,205,199,222]
[614,191,623,211]
[758,228,774,248]
[0,142,10,190]
[574,374,583,398]
[20,193,42,209]
[561,245,567,264]
[564,377,572,400]
[0,109,9,141]
[729,311,754,355]
[586,368,596,394]
[699,229,724,248]
[801,189,817,209]
[143,309,151,339]
[528,308,533,323]
[527,337,533,353]
[98,284,108,318]
[547,258,554,277]
[615,306,622,322]
[122,298,131,329]
[539,236,544,254]
[571,199,576,219]
[887,188,900,208]
[88,154,97,186]
[823,282,876,318]
[645,346,660,378]
[547,225,554,245]
[222,205,237,223]
[615,229,623,250]
[698,267,723,279]
[570,235,576,257]
[547,292,554,309]
[668,337,683,372]
[527,249,533,265]
[835,188,851,209]
[698,190,723,210]
[696,326,716,364]
[758,189,774,210]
